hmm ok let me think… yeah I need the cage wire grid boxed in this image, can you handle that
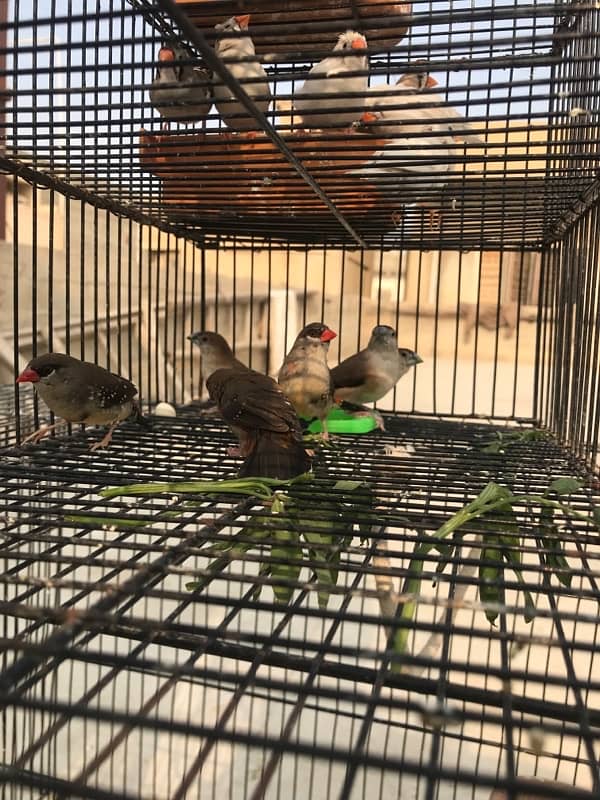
[0,0,600,799]
[1,414,600,799]
[0,0,598,250]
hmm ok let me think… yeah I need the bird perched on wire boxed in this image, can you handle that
[357,69,483,207]
[293,30,369,129]
[357,76,456,168]
[355,75,459,225]
[278,322,337,439]
[212,14,272,132]
[149,43,212,128]
[188,330,247,383]
[207,367,310,479]
[394,71,484,144]
[364,71,481,141]
[331,325,422,430]
[16,353,141,450]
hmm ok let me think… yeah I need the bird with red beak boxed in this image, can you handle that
[278,322,337,440]
[16,352,139,450]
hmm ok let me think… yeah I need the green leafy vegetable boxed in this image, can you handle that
[479,428,551,454]
[270,529,303,604]
[65,514,153,529]
[478,543,503,624]
[547,477,583,497]
[392,476,594,668]
[101,475,311,501]
[99,473,373,606]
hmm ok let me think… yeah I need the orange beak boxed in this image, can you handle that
[158,47,175,62]
[320,328,337,343]
[361,111,378,124]
[235,14,250,29]
[426,75,438,88]
[351,36,366,50]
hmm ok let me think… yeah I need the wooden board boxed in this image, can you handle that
[174,0,411,55]
[139,128,387,216]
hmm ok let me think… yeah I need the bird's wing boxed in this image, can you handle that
[219,373,297,434]
[308,57,334,76]
[76,362,138,407]
[325,66,350,77]
[330,351,372,389]
[423,95,484,142]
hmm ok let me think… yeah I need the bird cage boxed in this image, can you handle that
[1,1,600,798]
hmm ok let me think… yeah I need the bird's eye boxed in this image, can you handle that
[39,367,55,378]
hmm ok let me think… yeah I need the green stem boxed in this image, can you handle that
[101,479,272,500]
[101,474,311,501]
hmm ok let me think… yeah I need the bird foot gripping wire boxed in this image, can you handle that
[88,423,119,451]
[350,409,386,431]
[20,422,59,446]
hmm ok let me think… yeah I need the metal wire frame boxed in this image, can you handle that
[4,110,546,442]
[4,181,543,449]
[1,2,600,798]
[1,414,600,799]
[533,1,600,473]
[537,197,600,474]
[0,1,599,249]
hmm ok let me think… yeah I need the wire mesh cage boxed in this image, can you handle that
[1,1,600,798]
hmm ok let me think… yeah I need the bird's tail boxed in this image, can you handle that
[239,432,311,480]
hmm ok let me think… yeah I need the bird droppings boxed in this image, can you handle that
[384,443,416,457]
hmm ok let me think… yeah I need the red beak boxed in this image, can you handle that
[16,367,40,384]
[320,328,337,343]
[426,75,438,88]
[351,36,366,50]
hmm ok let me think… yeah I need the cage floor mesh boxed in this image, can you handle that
[1,413,599,799]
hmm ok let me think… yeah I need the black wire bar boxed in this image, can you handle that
[1,415,600,799]
[2,2,600,799]
[535,1,600,473]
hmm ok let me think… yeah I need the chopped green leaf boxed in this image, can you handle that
[271,530,303,604]
[501,546,536,622]
[547,477,582,497]
[479,545,503,624]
